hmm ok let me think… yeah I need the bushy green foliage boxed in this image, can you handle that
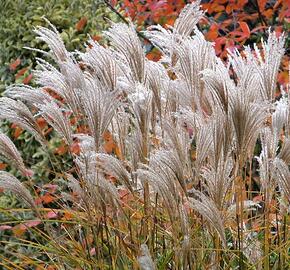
[0,0,115,91]
[0,0,118,181]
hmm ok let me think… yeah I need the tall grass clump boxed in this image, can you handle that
[0,1,289,269]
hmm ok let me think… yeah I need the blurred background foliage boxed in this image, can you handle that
[0,0,116,91]
[0,0,118,183]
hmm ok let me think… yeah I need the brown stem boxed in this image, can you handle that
[264,188,270,270]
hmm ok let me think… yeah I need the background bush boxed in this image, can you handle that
[0,0,116,91]
[0,0,119,181]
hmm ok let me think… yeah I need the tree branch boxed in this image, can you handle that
[102,0,154,46]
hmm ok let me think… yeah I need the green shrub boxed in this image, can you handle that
[0,0,115,91]
[0,0,118,182]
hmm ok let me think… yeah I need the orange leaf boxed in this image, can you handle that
[240,22,250,38]
[278,71,289,85]
[70,141,80,155]
[146,49,162,61]
[42,194,55,204]
[103,139,115,154]
[13,222,41,236]
[165,16,176,26]
[236,0,248,9]
[103,130,112,141]
[115,144,123,160]
[225,4,232,14]
[92,35,102,42]
[36,117,47,129]
[206,24,219,41]
[0,163,7,170]
[75,17,87,31]
[265,8,274,19]
[54,144,67,155]
[13,125,23,139]
[257,0,267,12]
[12,224,27,237]
[62,211,73,220]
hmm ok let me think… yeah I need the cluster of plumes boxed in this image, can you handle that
[0,0,289,267]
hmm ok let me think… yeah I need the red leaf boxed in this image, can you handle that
[240,22,250,38]
[0,225,12,231]
[54,144,67,155]
[213,37,226,55]
[46,211,58,219]
[36,117,47,129]
[206,24,219,41]
[34,197,42,205]
[118,188,129,199]
[75,17,87,31]
[42,194,55,204]
[149,0,167,10]
[0,163,7,170]
[12,221,41,236]
[257,0,267,12]
[25,220,41,228]
[273,0,283,9]
[23,73,33,84]
[70,141,80,155]
[9,58,21,71]
[92,35,102,42]
[13,125,23,139]
[251,25,267,33]
[15,67,28,79]
[35,194,56,205]
[253,195,263,202]
[110,0,117,7]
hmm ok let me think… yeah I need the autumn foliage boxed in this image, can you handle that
[111,0,289,86]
